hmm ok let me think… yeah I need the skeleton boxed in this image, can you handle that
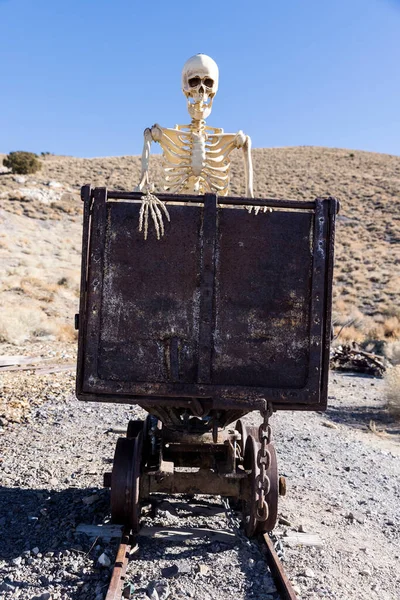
[135,54,265,239]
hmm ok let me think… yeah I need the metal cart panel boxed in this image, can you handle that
[76,188,337,411]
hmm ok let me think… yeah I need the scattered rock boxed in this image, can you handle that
[360,568,372,576]
[98,552,111,567]
[47,181,63,188]
[346,511,366,524]
[146,580,170,600]
[322,421,339,429]
[292,584,302,595]
[122,583,135,598]
[161,565,179,578]
[303,567,315,578]
[178,564,191,575]
[156,509,175,520]
[82,493,98,505]
[198,564,210,575]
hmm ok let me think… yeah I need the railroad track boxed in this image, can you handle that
[104,517,298,600]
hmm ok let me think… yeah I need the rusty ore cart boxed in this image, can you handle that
[76,186,338,536]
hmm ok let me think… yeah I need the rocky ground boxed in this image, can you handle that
[0,343,399,600]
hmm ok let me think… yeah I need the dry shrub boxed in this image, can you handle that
[336,325,365,344]
[333,306,364,328]
[385,366,400,419]
[0,307,54,344]
[383,316,400,339]
[56,323,78,342]
[385,342,400,366]
[20,277,58,303]
[333,306,366,343]
[383,305,400,320]
[364,323,385,342]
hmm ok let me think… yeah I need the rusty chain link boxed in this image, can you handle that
[255,401,273,521]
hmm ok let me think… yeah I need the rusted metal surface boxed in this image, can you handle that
[105,527,132,600]
[111,434,142,530]
[262,533,299,600]
[76,188,337,413]
[198,193,218,384]
[142,468,246,498]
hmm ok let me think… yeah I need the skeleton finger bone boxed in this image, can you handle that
[247,205,273,214]
[138,192,170,241]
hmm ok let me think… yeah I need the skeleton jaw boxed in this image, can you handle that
[187,97,214,121]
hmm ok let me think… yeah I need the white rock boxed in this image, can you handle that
[98,552,111,567]
[18,187,60,204]
[82,494,97,505]
[14,176,26,184]
[360,568,372,576]
[147,581,170,600]
[293,584,302,595]
[303,567,315,578]
[47,181,62,188]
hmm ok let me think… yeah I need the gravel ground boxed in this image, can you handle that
[0,349,399,600]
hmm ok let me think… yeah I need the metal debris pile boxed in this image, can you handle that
[330,345,386,377]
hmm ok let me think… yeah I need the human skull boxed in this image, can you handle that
[182,54,219,120]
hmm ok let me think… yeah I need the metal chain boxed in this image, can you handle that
[255,401,273,521]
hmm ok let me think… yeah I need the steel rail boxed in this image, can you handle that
[105,528,299,600]
[105,527,132,600]
[262,533,299,600]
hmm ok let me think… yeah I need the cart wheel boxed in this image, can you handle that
[111,432,143,532]
[242,434,278,536]
[126,419,145,438]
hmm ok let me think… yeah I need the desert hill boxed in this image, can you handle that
[0,147,399,349]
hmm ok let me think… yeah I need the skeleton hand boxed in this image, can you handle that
[247,205,273,215]
[139,189,170,240]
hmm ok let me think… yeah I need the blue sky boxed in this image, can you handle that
[0,0,399,157]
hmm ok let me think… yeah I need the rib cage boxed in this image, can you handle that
[158,124,234,196]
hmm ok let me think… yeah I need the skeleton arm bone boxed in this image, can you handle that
[134,124,170,239]
[135,127,155,192]
[233,131,254,198]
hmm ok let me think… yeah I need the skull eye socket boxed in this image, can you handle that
[188,77,201,88]
[204,78,214,88]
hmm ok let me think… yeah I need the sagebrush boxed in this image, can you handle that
[3,151,42,175]
[385,366,400,419]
